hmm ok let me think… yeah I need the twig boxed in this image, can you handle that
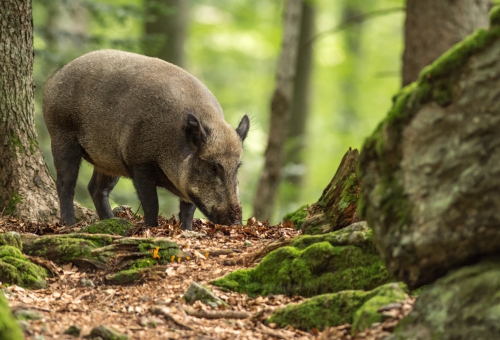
[258,323,291,339]
[304,7,404,48]
[150,306,193,331]
[184,307,250,320]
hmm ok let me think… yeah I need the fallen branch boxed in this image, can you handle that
[23,255,62,278]
[258,323,292,339]
[150,306,193,331]
[184,307,250,319]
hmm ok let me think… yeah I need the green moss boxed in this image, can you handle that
[8,135,24,155]
[79,218,133,236]
[107,267,146,285]
[212,226,393,297]
[338,173,358,213]
[0,246,48,289]
[0,292,24,340]
[283,204,309,229]
[0,233,22,250]
[130,258,156,269]
[28,236,102,264]
[5,193,22,216]
[490,5,500,26]
[351,285,408,335]
[267,282,408,331]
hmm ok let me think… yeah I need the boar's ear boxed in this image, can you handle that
[185,113,208,151]
[236,115,250,142]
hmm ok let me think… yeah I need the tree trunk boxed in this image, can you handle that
[253,0,303,221]
[402,0,489,86]
[0,0,95,223]
[282,0,315,202]
[284,148,360,234]
[143,0,188,67]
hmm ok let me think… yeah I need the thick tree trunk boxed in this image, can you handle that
[0,0,95,223]
[143,0,188,67]
[402,0,489,86]
[253,0,303,221]
[283,1,315,201]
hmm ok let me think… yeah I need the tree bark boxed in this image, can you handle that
[402,0,489,86]
[285,148,360,234]
[0,0,95,223]
[253,0,303,221]
[283,1,315,201]
[143,0,188,67]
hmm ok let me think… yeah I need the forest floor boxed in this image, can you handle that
[1,211,414,340]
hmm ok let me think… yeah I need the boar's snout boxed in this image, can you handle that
[210,204,242,226]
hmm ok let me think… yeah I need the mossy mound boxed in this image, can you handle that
[389,258,500,340]
[0,292,24,340]
[0,232,22,250]
[78,218,133,236]
[268,282,408,333]
[0,245,47,289]
[212,223,394,297]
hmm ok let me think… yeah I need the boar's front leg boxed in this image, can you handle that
[179,200,196,231]
[129,164,159,226]
[88,170,119,220]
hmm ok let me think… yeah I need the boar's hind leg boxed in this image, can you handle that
[179,200,196,231]
[52,138,83,226]
[129,165,159,226]
[88,170,119,220]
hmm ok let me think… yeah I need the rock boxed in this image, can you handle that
[183,282,228,309]
[212,222,394,297]
[0,292,24,340]
[267,282,408,332]
[13,308,43,321]
[79,278,95,288]
[358,11,500,289]
[17,320,31,334]
[64,325,81,337]
[0,246,47,289]
[389,258,500,340]
[243,240,253,247]
[85,325,129,340]
[78,218,133,236]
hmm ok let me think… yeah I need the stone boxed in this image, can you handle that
[64,325,81,337]
[358,14,500,288]
[389,258,500,340]
[13,308,43,321]
[183,282,227,309]
[85,325,128,340]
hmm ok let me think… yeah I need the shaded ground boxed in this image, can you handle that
[0,210,414,339]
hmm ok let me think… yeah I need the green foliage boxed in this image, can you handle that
[32,0,405,223]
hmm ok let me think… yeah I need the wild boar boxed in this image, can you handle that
[43,49,249,230]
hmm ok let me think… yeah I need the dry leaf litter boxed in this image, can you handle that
[0,209,414,340]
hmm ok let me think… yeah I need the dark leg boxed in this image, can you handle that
[52,137,83,225]
[88,170,119,220]
[179,200,196,230]
[129,164,159,226]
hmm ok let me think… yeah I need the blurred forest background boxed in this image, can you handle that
[32,0,404,223]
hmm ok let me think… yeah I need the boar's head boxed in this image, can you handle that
[180,113,250,226]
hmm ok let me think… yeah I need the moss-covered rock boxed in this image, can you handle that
[267,282,408,332]
[389,258,500,340]
[183,282,228,309]
[0,292,24,340]
[0,245,48,289]
[358,6,500,289]
[0,232,22,250]
[212,223,394,297]
[87,324,129,340]
[78,218,133,236]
